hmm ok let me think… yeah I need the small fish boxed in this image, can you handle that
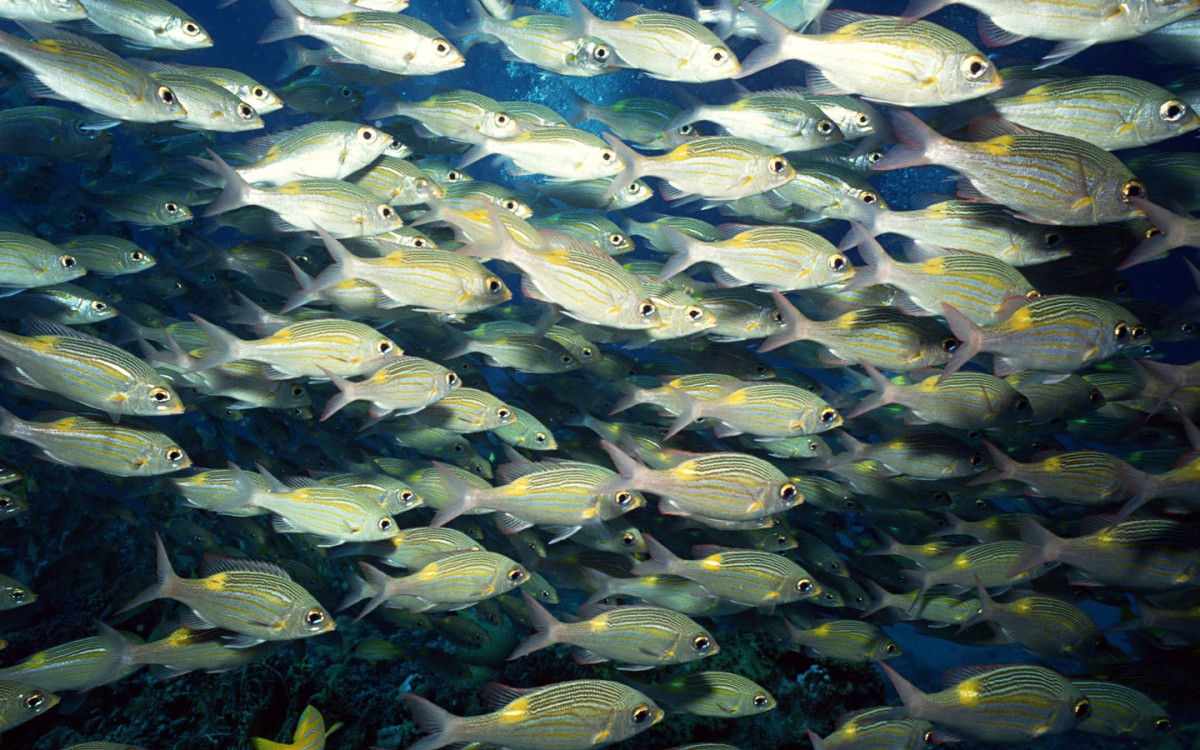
[119,534,335,647]
[0,406,189,476]
[1072,680,1171,739]
[0,231,86,294]
[0,105,115,162]
[965,584,1110,661]
[232,121,395,185]
[369,88,521,143]
[847,363,1031,429]
[457,1,618,78]
[492,406,557,451]
[354,550,528,616]
[509,595,718,669]
[658,224,853,292]
[638,671,775,717]
[607,135,794,202]
[667,90,843,153]
[460,126,624,181]
[738,9,1001,106]
[0,0,85,21]
[252,705,342,750]
[0,625,140,692]
[0,679,58,732]
[58,235,154,276]
[784,619,900,662]
[76,0,211,50]
[880,663,1090,744]
[402,679,663,750]
[0,574,34,610]
[142,65,263,133]
[321,356,460,421]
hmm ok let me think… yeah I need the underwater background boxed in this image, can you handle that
[2,0,1200,749]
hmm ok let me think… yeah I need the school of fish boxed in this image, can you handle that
[0,0,1198,747]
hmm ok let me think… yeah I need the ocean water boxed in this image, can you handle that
[2,1,1200,749]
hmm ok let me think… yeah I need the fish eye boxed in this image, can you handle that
[378,205,395,219]
[503,199,518,211]
[157,86,176,105]
[1014,397,1030,410]
[305,608,326,626]
[1121,179,1145,202]
[621,532,636,546]
[609,233,624,246]
[808,441,819,451]
[817,119,834,135]
[0,497,10,508]
[560,353,574,364]
[771,310,784,323]
[711,48,728,64]
[435,40,451,55]
[23,691,44,710]
[828,254,848,271]
[413,237,429,247]
[151,388,171,402]
[600,149,615,162]
[924,729,935,744]
[1044,231,1062,246]
[1160,100,1187,122]
[969,453,983,467]
[165,202,181,215]
[183,20,200,35]
[1155,718,1172,732]
[843,498,857,510]
[692,634,712,652]
[779,483,797,500]
[453,444,464,453]
[686,306,704,321]
[884,642,898,654]
[1131,325,1148,340]
[506,566,525,582]
[861,191,879,204]
[166,448,184,461]
[359,127,377,142]
[768,156,787,173]
[678,124,695,135]
[581,347,595,359]
[1025,289,1040,299]
[340,86,353,98]
[753,694,768,707]
[942,337,960,352]
[1088,388,1103,405]
[1181,322,1197,336]
[631,705,652,724]
[967,430,982,440]
[446,372,459,386]
[486,276,504,294]
[378,340,393,354]
[378,517,393,531]
[1114,322,1130,341]
[961,54,989,80]
[1146,226,1162,239]
[1073,699,1090,719]
[292,385,305,396]
[253,86,266,99]
[61,255,77,268]
[92,301,108,311]
[415,178,430,190]
[495,113,510,126]
[238,103,255,119]
[819,408,838,424]
[131,251,145,262]
[593,44,609,61]
[616,490,634,506]
[856,114,870,127]
[639,301,656,317]
[446,170,462,182]
[755,364,768,374]
[534,432,548,443]
[796,578,813,593]
[10,588,25,600]
[497,407,512,420]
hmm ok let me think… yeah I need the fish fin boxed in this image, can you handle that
[494,513,535,535]
[117,533,178,614]
[965,440,1017,486]
[877,662,928,715]
[940,664,1004,689]
[732,3,792,79]
[837,222,891,293]
[711,267,747,288]
[872,111,940,172]
[149,664,193,681]
[937,302,982,383]
[180,608,218,631]
[1117,197,1184,270]
[657,226,705,282]
[222,633,266,649]
[428,461,481,528]
[806,69,847,96]
[758,291,809,353]
[200,554,291,580]
[594,440,647,493]
[319,367,357,422]
[482,681,537,710]
[250,740,291,750]
[900,0,949,21]
[573,647,609,665]
[1009,517,1060,577]
[1038,39,1092,68]
[506,593,560,660]
[601,133,643,201]
[15,70,65,102]
[260,0,306,43]
[544,525,582,544]
[81,620,137,691]
[629,533,680,576]
[191,149,256,217]
[356,562,398,621]
[977,15,1024,46]
[845,362,896,419]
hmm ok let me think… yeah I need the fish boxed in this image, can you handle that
[353,549,528,615]
[0,573,34,610]
[1072,680,1172,738]
[119,534,336,647]
[402,679,663,750]
[784,619,901,662]
[606,135,794,202]
[0,0,85,21]
[0,406,189,476]
[321,356,460,421]
[76,0,212,50]
[0,625,140,691]
[666,90,844,153]
[738,9,1002,106]
[0,105,115,162]
[251,705,341,750]
[456,0,618,78]
[0,679,58,733]
[965,584,1112,661]
[635,671,776,717]
[0,231,86,294]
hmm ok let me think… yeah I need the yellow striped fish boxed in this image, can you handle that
[658,224,853,292]
[0,679,58,733]
[354,549,528,616]
[321,356,460,421]
[638,671,776,717]
[252,705,341,750]
[0,231,86,293]
[0,406,189,476]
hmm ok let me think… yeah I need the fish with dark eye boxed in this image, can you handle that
[119,534,335,648]
[0,679,58,733]
[848,363,1030,429]
[784,619,901,662]
[1072,680,1171,739]
[0,231,86,294]
[508,595,719,669]
[880,663,1091,744]
[402,679,662,750]
[0,406,189,476]
[963,584,1112,662]
[0,573,34,610]
[352,550,528,616]
[636,671,776,717]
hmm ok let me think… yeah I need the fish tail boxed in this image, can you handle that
[937,302,982,383]
[1112,461,1157,523]
[873,112,940,172]
[860,580,893,618]
[595,440,649,493]
[845,362,896,419]
[663,394,701,440]
[806,728,826,750]
[319,367,357,422]
[900,0,951,22]
[118,532,179,614]
[355,562,397,621]
[758,291,811,353]
[966,440,1016,486]
[1010,517,1061,576]
[428,461,480,528]
[506,593,561,660]
[193,149,256,217]
[838,222,891,293]
[1118,198,1182,270]
[336,567,376,612]
[81,620,137,691]
[601,133,644,201]
[260,0,306,44]
[560,89,593,125]
[186,314,247,372]
[657,226,703,283]
[608,380,647,415]
[561,0,599,37]
[732,3,792,78]
[578,567,618,608]
[402,692,459,750]
[277,41,317,81]
[662,87,705,133]
[630,534,681,576]
[0,403,18,437]
[877,662,930,719]
[279,254,322,314]
[299,226,366,302]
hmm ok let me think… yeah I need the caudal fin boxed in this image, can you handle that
[732,3,793,78]
[629,533,682,576]
[319,367,358,422]
[191,149,256,217]
[260,0,306,44]
[845,362,897,419]
[117,533,179,614]
[758,291,812,353]
[402,692,459,750]
[1118,197,1191,270]
[1009,517,1061,577]
[601,133,645,202]
[187,314,248,372]
[937,302,983,383]
[428,462,481,528]
[506,592,562,660]
[872,112,941,172]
